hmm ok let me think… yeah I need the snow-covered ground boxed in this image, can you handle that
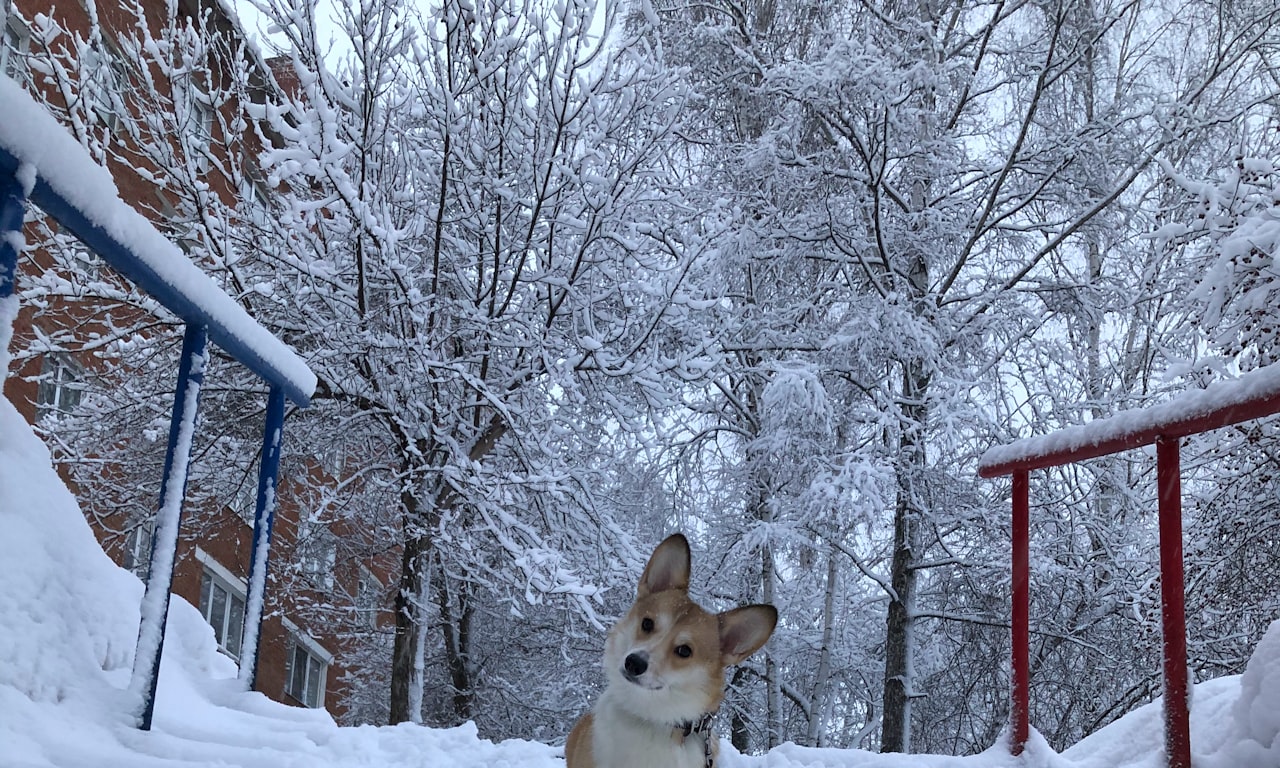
[1,391,1278,767]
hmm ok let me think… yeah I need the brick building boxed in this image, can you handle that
[1,0,392,721]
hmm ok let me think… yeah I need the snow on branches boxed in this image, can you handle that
[1159,156,1280,370]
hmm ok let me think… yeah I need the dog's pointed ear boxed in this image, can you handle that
[638,534,691,598]
[718,605,777,666]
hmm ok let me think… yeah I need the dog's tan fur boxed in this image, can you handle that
[566,534,777,768]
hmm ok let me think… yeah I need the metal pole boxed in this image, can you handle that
[1011,469,1030,755]
[0,172,24,379]
[1156,436,1191,768]
[0,171,22,300]
[131,323,208,730]
[238,385,286,690]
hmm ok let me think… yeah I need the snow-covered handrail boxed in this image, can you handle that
[977,361,1280,768]
[0,73,311,732]
[978,360,1280,477]
[0,77,315,406]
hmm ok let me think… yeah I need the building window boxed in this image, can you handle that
[199,568,246,660]
[1,15,30,78]
[174,75,214,171]
[297,517,336,592]
[70,248,102,280]
[36,354,85,418]
[285,635,327,708]
[239,176,274,231]
[188,96,214,169]
[231,480,258,527]
[124,519,154,580]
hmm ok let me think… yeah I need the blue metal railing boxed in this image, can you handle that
[0,145,313,407]
[0,77,315,730]
[240,385,287,691]
[0,174,22,299]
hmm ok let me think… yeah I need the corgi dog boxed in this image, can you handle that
[566,533,777,768]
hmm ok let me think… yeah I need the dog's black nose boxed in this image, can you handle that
[624,652,648,678]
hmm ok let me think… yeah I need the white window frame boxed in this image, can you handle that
[297,516,336,593]
[231,480,258,527]
[282,618,331,709]
[196,548,248,660]
[1,14,30,78]
[36,353,85,419]
[239,176,274,231]
[124,518,154,579]
[355,567,382,631]
[173,74,214,172]
[70,247,102,280]
[79,40,127,133]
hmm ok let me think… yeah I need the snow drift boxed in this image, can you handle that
[1,392,1278,768]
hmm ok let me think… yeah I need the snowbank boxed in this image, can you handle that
[0,394,560,767]
[1205,619,1280,767]
[0,389,140,712]
[2,389,1279,767]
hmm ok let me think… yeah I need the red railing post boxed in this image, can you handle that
[1156,436,1191,768]
[1011,469,1030,755]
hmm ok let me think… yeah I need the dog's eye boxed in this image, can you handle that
[674,644,692,658]
[641,617,654,633]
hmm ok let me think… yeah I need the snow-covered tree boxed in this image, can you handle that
[1149,96,1280,718]
[240,0,709,725]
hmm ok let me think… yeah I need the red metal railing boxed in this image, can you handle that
[978,361,1280,768]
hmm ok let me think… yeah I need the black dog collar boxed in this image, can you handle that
[676,712,716,767]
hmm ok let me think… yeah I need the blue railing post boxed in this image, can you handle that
[238,384,287,690]
[0,171,24,378]
[0,171,23,301]
[131,322,209,730]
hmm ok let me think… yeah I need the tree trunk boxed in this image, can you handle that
[881,359,929,752]
[409,549,431,724]
[433,558,475,722]
[390,530,425,724]
[762,539,782,749]
[880,466,917,750]
[730,667,751,752]
[389,417,499,725]
[881,242,931,752]
[806,555,838,746]
[389,445,434,724]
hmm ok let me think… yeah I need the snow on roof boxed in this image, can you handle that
[0,75,315,406]
[979,360,1280,477]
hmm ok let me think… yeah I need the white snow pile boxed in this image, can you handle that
[2,390,1279,767]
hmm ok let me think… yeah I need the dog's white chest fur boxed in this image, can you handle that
[589,703,709,768]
